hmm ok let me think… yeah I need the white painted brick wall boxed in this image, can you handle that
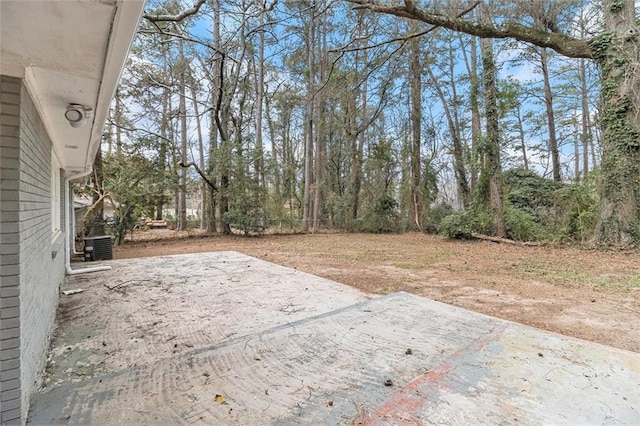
[0,75,66,424]
[18,81,65,423]
[1,75,22,425]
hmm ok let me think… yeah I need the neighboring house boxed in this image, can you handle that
[163,192,203,222]
[0,1,145,423]
[73,195,118,238]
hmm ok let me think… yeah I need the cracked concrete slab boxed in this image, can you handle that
[28,252,640,425]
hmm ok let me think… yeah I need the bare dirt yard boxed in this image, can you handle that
[113,231,640,353]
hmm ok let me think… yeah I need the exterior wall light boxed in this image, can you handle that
[65,104,93,128]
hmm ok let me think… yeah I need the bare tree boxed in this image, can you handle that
[408,27,423,231]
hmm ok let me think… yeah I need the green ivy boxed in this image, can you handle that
[590,31,614,61]
[609,0,625,12]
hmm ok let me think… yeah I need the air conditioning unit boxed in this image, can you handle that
[83,236,113,261]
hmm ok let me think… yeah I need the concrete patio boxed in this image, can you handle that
[28,252,639,424]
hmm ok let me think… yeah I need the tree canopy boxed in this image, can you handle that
[86,0,640,246]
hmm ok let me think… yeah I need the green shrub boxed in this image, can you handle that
[358,195,400,234]
[503,167,598,243]
[425,202,455,234]
[224,207,265,236]
[503,206,545,241]
[187,219,201,230]
[503,167,561,219]
[552,184,597,242]
[439,210,492,239]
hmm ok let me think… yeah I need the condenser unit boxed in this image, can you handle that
[83,235,113,261]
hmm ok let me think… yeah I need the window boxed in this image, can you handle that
[51,153,61,234]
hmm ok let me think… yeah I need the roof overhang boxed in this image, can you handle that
[0,0,145,175]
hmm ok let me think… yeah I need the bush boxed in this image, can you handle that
[358,195,400,233]
[224,207,265,236]
[503,206,545,241]
[503,167,599,243]
[439,210,492,239]
[551,184,597,242]
[425,202,455,234]
[503,167,561,219]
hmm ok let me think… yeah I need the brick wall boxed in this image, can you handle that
[0,76,66,424]
[0,75,23,425]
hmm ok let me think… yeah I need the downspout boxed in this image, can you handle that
[65,170,112,275]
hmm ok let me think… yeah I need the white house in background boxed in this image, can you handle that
[73,195,118,238]
[0,1,145,423]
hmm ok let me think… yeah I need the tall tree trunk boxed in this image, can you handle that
[541,48,561,182]
[282,104,295,224]
[516,108,529,170]
[409,35,423,231]
[469,36,482,191]
[353,81,366,221]
[592,0,640,245]
[156,113,167,221]
[349,130,361,222]
[312,106,324,232]
[188,70,206,229]
[206,0,222,235]
[178,39,188,231]
[480,36,506,237]
[348,90,361,222]
[458,32,482,194]
[218,88,232,236]
[255,7,268,229]
[312,4,327,233]
[156,45,170,221]
[579,57,591,182]
[212,0,231,236]
[447,39,470,207]
[348,20,363,224]
[574,117,581,182]
[302,1,316,232]
[265,94,281,200]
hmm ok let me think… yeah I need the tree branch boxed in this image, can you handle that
[179,161,218,191]
[332,2,478,58]
[144,0,207,22]
[332,29,431,53]
[107,121,172,143]
[214,54,229,142]
[138,28,230,59]
[348,0,593,59]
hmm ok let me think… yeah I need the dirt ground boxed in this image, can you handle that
[113,230,640,353]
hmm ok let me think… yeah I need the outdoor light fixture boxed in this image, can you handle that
[64,103,93,128]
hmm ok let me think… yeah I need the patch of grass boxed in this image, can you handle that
[393,248,457,270]
[400,275,417,283]
[423,248,457,265]
[394,262,422,269]
[380,285,398,294]
[509,260,640,291]
[445,264,465,273]
[340,249,388,262]
[558,271,640,292]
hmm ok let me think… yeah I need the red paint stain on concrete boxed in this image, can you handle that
[361,326,506,425]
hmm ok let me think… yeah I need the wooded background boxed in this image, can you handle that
[81,0,640,247]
